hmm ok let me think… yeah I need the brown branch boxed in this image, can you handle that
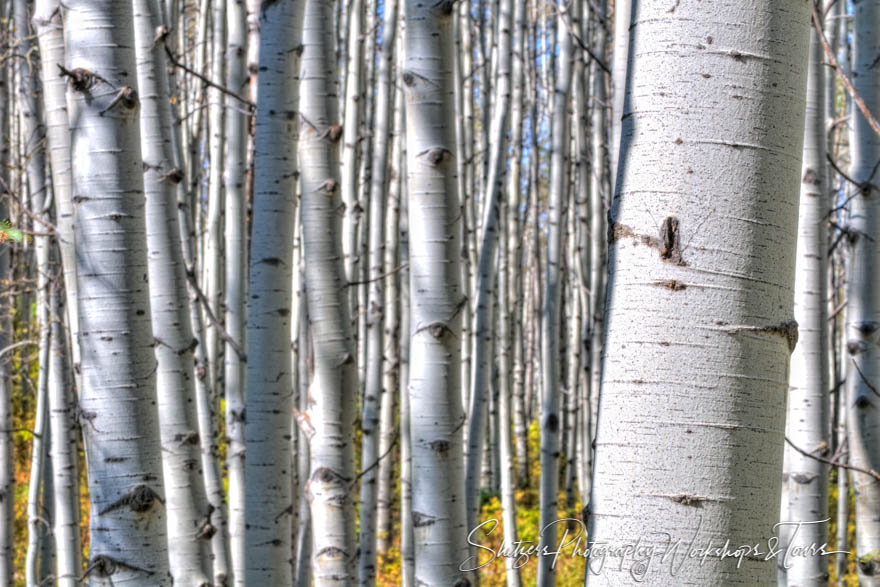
[163,44,255,109]
[785,435,880,483]
[349,432,399,490]
[184,269,247,362]
[344,263,408,288]
[811,1,880,138]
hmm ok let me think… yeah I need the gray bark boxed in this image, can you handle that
[585,1,811,584]
[300,0,358,581]
[66,0,170,582]
[244,0,305,582]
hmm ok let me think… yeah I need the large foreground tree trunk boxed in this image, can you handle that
[65,0,170,583]
[586,2,811,585]
[244,0,304,582]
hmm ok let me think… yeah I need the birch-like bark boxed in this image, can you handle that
[133,0,213,582]
[244,0,304,582]
[300,0,358,581]
[25,230,50,587]
[507,0,528,490]
[403,0,469,582]
[610,0,630,188]
[224,2,248,583]
[341,0,363,285]
[537,8,572,586]
[846,0,880,582]
[396,66,415,587]
[17,0,51,579]
[204,0,226,401]
[374,0,401,558]
[47,277,81,587]
[588,0,610,443]
[464,0,512,537]
[358,0,398,580]
[498,199,522,587]
[176,138,232,587]
[782,21,829,587]
[65,0,170,582]
[34,0,80,394]
[585,1,811,584]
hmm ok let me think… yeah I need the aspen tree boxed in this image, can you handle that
[66,0,171,582]
[586,1,811,584]
[244,0,305,582]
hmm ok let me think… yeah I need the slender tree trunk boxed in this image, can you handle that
[224,2,249,583]
[176,130,232,587]
[588,0,610,444]
[508,0,528,490]
[403,0,470,580]
[464,0,513,540]
[133,0,214,581]
[47,276,81,587]
[243,0,304,582]
[205,0,226,404]
[65,0,170,582]
[537,7,572,586]
[300,0,358,581]
[34,0,80,394]
[498,194,522,587]
[585,1,811,584]
[396,65,415,587]
[782,20,829,587]
[341,0,363,287]
[16,0,51,579]
[358,0,398,580]
[375,3,402,556]
[609,0,630,187]
[846,1,880,583]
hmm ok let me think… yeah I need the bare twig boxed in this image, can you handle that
[184,269,247,362]
[785,435,880,483]
[163,44,255,109]
[811,1,880,138]
[349,432,399,490]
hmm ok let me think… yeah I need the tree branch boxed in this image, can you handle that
[785,435,880,483]
[811,1,880,138]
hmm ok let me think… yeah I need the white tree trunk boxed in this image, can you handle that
[585,2,811,585]
[537,8,572,587]
[846,0,880,583]
[132,0,214,581]
[34,0,80,395]
[403,0,470,582]
[781,22,829,587]
[609,0,631,189]
[300,0,358,582]
[224,2,248,584]
[464,0,513,541]
[47,280,82,587]
[204,0,226,407]
[65,0,170,582]
[364,0,400,572]
[244,0,304,582]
